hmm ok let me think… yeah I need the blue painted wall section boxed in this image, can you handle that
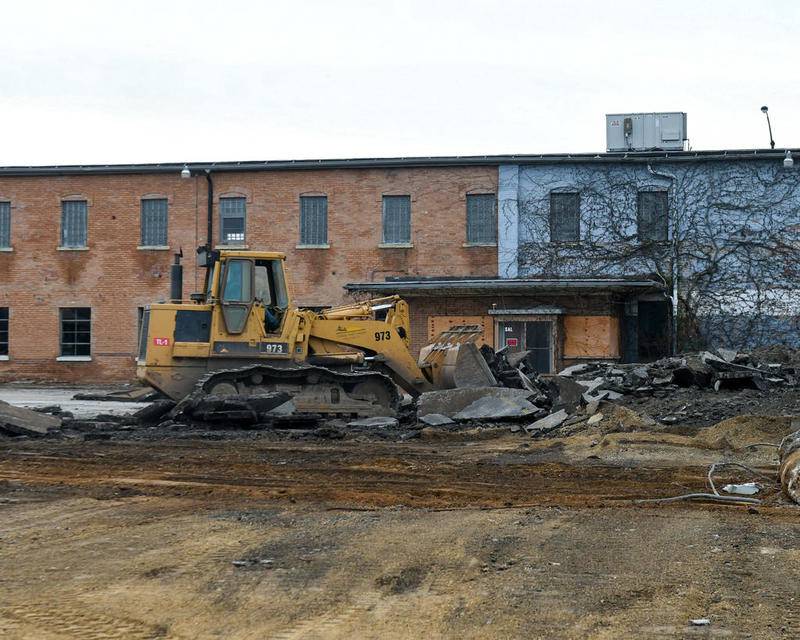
[498,164,520,278]
[498,159,800,348]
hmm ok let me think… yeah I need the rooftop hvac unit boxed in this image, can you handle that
[606,112,687,152]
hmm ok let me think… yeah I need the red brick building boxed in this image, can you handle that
[0,158,499,382]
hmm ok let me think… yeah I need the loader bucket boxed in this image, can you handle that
[418,325,497,389]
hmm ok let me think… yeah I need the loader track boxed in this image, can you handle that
[186,362,401,419]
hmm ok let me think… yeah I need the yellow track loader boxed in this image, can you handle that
[136,248,495,416]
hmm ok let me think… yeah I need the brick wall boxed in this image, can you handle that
[0,166,497,382]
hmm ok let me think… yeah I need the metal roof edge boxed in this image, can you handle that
[345,278,665,291]
[0,149,795,176]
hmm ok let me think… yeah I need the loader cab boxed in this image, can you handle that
[206,250,290,336]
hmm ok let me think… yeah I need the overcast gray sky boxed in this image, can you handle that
[2,0,798,165]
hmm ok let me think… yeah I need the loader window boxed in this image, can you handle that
[270,260,288,308]
[219,259,253,334]
[205,263,217,300]
[221,259,252,303]
[253,259,288,309]
[254,259,288,333]
[254,264,272,305]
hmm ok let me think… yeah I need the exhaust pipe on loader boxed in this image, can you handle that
[170,250,183,303]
